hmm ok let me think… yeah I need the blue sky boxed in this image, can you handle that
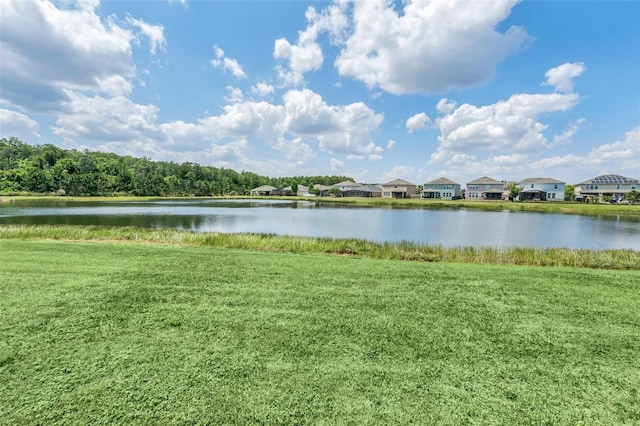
[1,0,638,185]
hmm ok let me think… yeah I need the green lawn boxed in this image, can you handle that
[1,239,639,424]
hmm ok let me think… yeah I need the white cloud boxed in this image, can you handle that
[330,157,345,171]
[51,92,161,143]
[251,82,275,97]
[382,165,415,182]
[224,86,244,104]
[430,65,582,165]
[0,109,41,140]
[554,118,586,144]
[274,4,348,87]
[544,62,585,93]
[126,17,166,56]
[333,0,530,94]
[0,0,136,112]
[211,45,246,79]
[283,89,384,156]
[387,139,395,149]
[436,98,457,114]
[406,112,431,133]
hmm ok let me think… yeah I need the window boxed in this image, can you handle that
[531,184,534,189]
[554,184,558,189]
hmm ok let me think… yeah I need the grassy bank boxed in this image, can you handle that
[1,239,638,424]
[1,224,639,269]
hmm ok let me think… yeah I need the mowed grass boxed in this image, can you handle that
[1,240,639,424]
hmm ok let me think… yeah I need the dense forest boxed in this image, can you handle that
[0,138,351,196]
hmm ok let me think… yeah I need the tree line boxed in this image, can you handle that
[0,138,351,196]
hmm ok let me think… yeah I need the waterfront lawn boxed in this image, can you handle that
[1,240,639,424]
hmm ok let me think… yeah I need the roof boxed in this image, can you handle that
[425,177,460,185]
[576,174,639,185]
[519,177,565,184]
[332,180,360,188]
[467,176,502,185]
[382,178,415,186]
[251,185,277,191]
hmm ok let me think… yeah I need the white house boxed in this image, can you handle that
[518,178,565,201]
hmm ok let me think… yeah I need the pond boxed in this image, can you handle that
[1,198,640,250]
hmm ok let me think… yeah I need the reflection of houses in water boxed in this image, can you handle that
[574,174,639,203]
[518,178,565,201]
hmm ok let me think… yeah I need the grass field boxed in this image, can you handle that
[1,238,639,424]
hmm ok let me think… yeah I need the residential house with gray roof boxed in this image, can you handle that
[422,177,461,200]
[466,176,504,200]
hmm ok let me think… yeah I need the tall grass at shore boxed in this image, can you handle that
[1,224,638,269]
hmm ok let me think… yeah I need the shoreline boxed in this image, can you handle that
[2,194,639,217]
[1,224,638,270]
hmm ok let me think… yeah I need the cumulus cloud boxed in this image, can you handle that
[224,86,244,104]
[251,82,275,97]
[436,98,457,114]
[544,62,585,93]
[51,85,383,170]
[211,45,247,79]
[274,4,348,86]
[0,109,41,140]
[430,91,579,164]
[387,139,395,149]
[429,64,586,165]
[333,0,530,94]
[0,0,137,112]
[406,113,431,133]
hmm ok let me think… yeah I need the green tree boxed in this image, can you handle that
[507,182,522,201]
[564,184,576,201]
[329,187,342,197]
[626,190,639,204]
[291,181,298,196]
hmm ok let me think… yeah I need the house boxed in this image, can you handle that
[421,177,461,200]
[381,179,417,199]
[518,178,565,201]
[330,181,381,197]
[271,184,308,196]
[250,185,277,196]
[574,174,639,202]
[466,176,504,200]
[308,184,332,197]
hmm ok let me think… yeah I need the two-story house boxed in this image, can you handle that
[574,174,639,202]
[518,178,565,201]
[421,177,462,200]
[381,179,417,199]
[466,176,504,200]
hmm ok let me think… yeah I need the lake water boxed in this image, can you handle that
[1,198,640,250]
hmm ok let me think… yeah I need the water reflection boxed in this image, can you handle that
[1,198,639,250]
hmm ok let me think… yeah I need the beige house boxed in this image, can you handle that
[575,174,639,202]
[249,185,277,196]
[466,176,505,200]
[381,179,417,199]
